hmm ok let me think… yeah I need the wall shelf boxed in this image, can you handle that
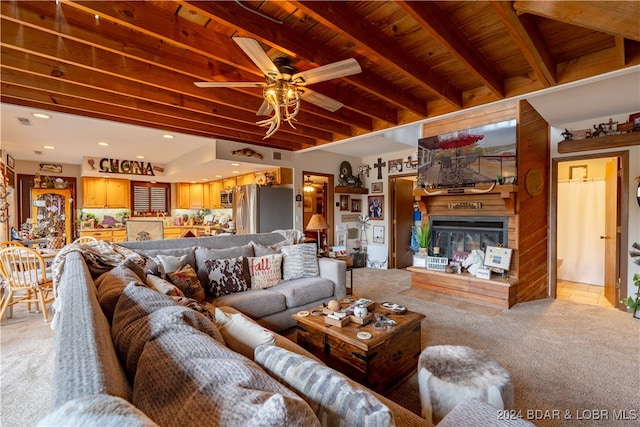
[335,186,368,194]
[557,131,639,154]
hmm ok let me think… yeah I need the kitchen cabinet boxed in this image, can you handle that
[222,177,237,190]
[82,177,130,209]
[176,183,206,209]
[208,180,224,208]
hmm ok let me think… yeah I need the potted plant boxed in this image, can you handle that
[620,273,640,319]
[411,224,430,256]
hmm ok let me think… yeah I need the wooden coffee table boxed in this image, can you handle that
[293,300,425,393]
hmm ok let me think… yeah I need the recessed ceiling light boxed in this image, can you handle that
[232,170,240,174]
[231,163,240,166]
[43,145,55,150]
[201,178,208,181]
[98,141,110,146]
[215,175,222,178]
[32,113,50,119]
[136,155,144,159]
[162,134,174,139]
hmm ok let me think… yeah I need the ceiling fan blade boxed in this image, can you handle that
[299,89,343,112]
[292,58,361,85]
[256,99,274,116]
[233,37,281,79]
[194,81,265,88]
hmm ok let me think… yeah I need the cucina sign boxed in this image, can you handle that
[83,157,165,176]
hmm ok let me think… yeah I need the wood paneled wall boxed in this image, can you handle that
[515,100,549,302]
[417,100,549,306]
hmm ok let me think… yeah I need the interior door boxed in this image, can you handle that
[603,159,619,306]
[392,178,415,269]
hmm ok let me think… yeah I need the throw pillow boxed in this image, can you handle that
[280,243,319,281]
[146,274,184,297]
[154,254,188,278]
[250,239,293,256]
[195,245,254,296]
[202,256,248,298]
[166,264,205,302]
[254,345,394,427]
[212,308,275,359]
[247,254,283,289]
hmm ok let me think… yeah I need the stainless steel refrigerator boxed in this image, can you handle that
[232,184,293,234]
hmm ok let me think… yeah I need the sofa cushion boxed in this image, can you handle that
[154,254,188,278]
[270,277,335,308]
[247,254,283,289]
[166,264,206,302]
[281,243,319,280]
[145,274,184,297]
[254,345,394,427]
[195,244,254,295]
[200,256,248,298]
[36,394,159,427]
[95,263,145,323]
[213,289,287,319]
[111,283,224,378]
[212,308,276,359]
[132,320,320,427]
[138,247,196,276]
[250,239,293,256]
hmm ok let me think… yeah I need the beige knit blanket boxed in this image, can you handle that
[50,240,145,331]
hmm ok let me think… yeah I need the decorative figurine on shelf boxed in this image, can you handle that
[34,173,42,188]
[561,128,573,141]
[590,123,607,138]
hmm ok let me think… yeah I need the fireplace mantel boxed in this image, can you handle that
[414,184,518,216]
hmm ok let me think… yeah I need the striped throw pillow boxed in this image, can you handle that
[254,345,394,427]
[281,243,319,281]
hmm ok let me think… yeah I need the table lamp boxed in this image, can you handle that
[305,214,329,254]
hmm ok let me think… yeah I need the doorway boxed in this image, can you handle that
[389,174,417,269]
[551,152,629,310]
[302,172,334,248]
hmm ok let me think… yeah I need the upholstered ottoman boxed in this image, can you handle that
[418,345,514,423]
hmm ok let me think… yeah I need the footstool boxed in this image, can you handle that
[418,345,514,423]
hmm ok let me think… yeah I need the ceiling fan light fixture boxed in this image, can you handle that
[303,175,314,193]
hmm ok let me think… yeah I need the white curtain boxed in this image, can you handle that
[557,180,605,285]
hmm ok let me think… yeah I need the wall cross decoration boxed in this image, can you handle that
[373,158,386,180]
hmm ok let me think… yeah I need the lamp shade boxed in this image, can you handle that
[306,214,329,231]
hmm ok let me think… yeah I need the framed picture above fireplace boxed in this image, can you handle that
[418,119,517,188]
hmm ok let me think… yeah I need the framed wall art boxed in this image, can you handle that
[371,182,383,193]
[367,195,384,220]
[6,154,15,170]
[304,196,313,212]
[570,165,588,180]
[372,225,384,243]
[351,198,361,212]
[339,194,350,211]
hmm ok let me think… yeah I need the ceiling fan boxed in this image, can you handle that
[195,37,362,139]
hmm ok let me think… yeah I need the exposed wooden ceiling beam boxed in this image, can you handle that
[293,1,462,109]
[396,0,505,98]
[491,1,557,86]
[513,0,640,42]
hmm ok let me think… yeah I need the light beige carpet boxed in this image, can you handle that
[1,268,639,427]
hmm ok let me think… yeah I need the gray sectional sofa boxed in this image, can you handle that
[118,232,346,332]
[41,232,533,426]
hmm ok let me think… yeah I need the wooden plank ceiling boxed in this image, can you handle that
[1,1,638,151]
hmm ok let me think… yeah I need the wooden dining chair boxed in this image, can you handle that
[0,241,26,248]
[0,246,55,324]
[73,236,98,244]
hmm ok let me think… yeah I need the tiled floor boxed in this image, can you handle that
[556,280,614,307]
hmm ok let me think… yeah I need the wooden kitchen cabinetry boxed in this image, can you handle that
[176,183,206,209]
[82,177,130,209]
[78,228,126,242]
